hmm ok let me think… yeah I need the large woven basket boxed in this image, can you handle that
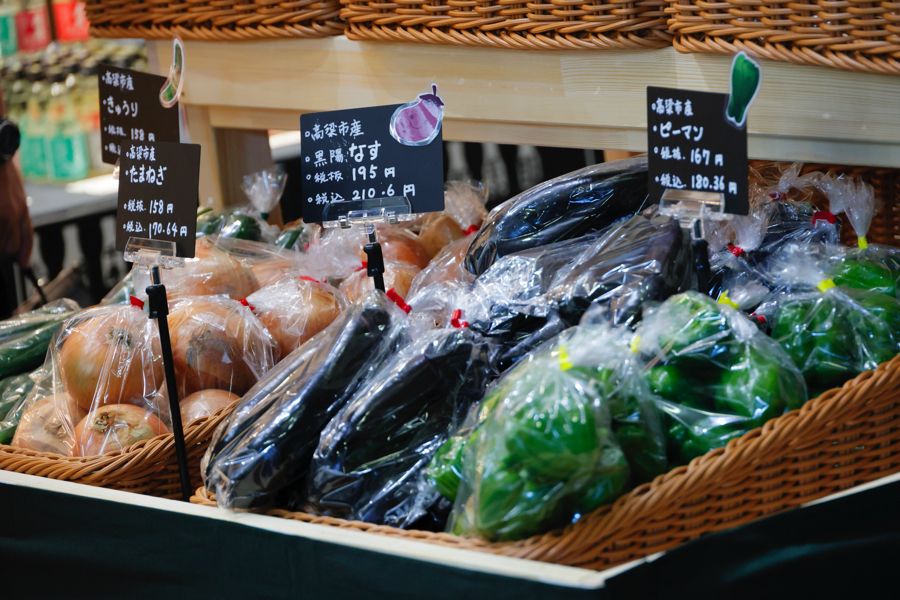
[0,402,236,499]
[193,354,900,570]
[665,0,900,75]
[338,0,672,50]
[85,0,344,40]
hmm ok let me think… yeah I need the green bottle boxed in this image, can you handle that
[47,68,89,182]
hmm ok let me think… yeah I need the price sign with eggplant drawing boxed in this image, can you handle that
[300,99,444,224]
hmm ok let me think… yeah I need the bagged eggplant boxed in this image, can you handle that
[245,276,346,357]
[465,157,650,276]
[755,245,899,397]
[204,292,404,509]
[304,325,494,529]
[444,323,662,541]
[464,212,692,369]
[635,291,808,464]
[750,163,841,261]
[9,304,171,457]
[549,212,693,325]
[704,213,772,311]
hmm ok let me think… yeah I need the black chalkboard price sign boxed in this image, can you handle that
[116,141,200,258]
[98,65,181,165]
[300,104,444,223]
[646,86,749,215]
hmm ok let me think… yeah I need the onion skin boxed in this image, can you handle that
[74,404,170,456]
[59,309,162,413]
[180,389,239,426]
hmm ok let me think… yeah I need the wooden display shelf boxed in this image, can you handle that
[146,39,900,204]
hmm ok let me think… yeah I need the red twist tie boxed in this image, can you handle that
[751,313,767,326]
[463,224,479,235]
[129,295,145,309]
[812,211,836,225]
[727,243,745,258]
[355,261,368,273]
[298,275,320,284]
[769,192,782,201]
[239,298,256,312]
[386,288,412,314]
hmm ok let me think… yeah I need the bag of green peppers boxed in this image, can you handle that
[636,291,808,465]
[442,323,665,541]
[756,245,899,397]
[823,174,899,298]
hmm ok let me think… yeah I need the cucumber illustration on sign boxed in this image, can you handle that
[160,37,184,108]
[725,52,761,128]
[390,84,444,147]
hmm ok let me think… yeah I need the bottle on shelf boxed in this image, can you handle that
[15,0,51,54]
[46,65,89,181]
[19,64,50,181]
[0,0,17,57]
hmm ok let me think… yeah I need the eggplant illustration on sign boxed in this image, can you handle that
[726,52,761,129]
[390,84,444,147]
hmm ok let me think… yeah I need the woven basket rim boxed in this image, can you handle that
[192,353,900,565]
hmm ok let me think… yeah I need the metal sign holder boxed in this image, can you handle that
[124,237,191,501]
[322,196,413,292]
[658,189,729,293]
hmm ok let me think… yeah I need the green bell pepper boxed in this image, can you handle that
[220,213,263,241]
[427,435,467,502]
[833,258,896,297]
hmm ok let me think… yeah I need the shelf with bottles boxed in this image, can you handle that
[2,40,146,183]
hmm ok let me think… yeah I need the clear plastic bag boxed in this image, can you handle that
[133,238,259,302]
[464,157,650,276]
[548,212,693,326]
[210,236,308,291]
[194,167,286,243]
[203,292,405,509]
[167,295,278,400]
[275,219,321,252]
[408,236,474,298]
[0,370,38,444]
[464,212,692,370]
[755,245,899,397]
[245,276,347,357]
[0,299,81,380]
[9,304,171,457]
[304,325,494,529]
[822,173,898,297]
[705,213,771,310]
[635,291,808,464]
[445,323,660,541]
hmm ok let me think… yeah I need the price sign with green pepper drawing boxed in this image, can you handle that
[647,52,761,216]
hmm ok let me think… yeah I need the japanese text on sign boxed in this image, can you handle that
[98,65,180,166]
[647,86,749,215]
[116,142,200,258]
[299,104,444,223]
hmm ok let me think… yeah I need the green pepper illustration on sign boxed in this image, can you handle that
[726,52,761,128]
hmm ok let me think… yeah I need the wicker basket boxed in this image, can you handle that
[665,0,900,75]
[193,354,900,570]
[338,0,672,50]
[0,402,236,499]
[85,0,344,41]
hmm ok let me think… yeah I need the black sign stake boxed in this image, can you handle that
[363,226,386,292]
[146,265,191,502]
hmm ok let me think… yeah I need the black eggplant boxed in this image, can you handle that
[549,213,693,326]
[464,157,650,276]
[304,328,493,529]
[203,293,401,509]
